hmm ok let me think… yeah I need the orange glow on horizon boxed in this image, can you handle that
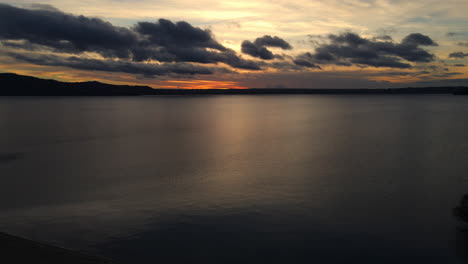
[163,80,248,89]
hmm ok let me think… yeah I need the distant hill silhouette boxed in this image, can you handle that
[1,73,468,96]
[0,73,155,96]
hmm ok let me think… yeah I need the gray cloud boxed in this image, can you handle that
[253,35,292,50]
[135,19,226,51]
[293,32,437,69]
[457,42,468,47]
[130,19,263,69]
[350,57,411,68]
[293,53,322,68]
[449,52,468,58]
[131,45,261,70]
[401,33,438,46]
[0,4,137,58]
[214,50,262,70]
[266,61,303,71]
[1,40,47,51]
[292,59,321,69]
[241,40,274,60]
[0,4,261,72]
[6,52,229,77]
[241,35,292,60]
[0,4,452,80]
[329,32,369,46]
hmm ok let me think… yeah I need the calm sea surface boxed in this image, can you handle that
[1,95,468,263]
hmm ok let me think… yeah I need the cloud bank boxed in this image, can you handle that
[293,32,438,69]
[0,3,463,87]
[0,3,262,76]
[449,52,468,59]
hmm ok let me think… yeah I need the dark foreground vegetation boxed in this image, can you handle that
[1,73,468,96]
[455,194,468,225]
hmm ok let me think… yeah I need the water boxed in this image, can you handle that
[1,95,468,263]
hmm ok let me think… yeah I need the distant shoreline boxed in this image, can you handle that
[1,73,468,96]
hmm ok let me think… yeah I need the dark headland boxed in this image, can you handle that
[1,73,468,96]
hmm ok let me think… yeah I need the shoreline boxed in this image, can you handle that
[1,73,468,96]
[0,232,114,264]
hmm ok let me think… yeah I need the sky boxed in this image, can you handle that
[0,0,468,89]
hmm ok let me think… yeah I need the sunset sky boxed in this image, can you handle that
[1,0,468,89]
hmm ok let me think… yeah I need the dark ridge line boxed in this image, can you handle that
[1,72,467,95]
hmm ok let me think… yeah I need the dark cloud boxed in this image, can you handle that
[293,59,321,69]
[241,35,292,60]
[457,42,468,47]
[293,32,437,69]
[452,64,465,67]
[0,4,449,80]
[447,32,458,37]
[134,19,226,51]
[350,57,411,69]
[0,4,137,58]
[129,45,261,70]
[449,52,468,59]
[329,32,368,46]
[421,65,443,71]
[241,40,274,60]
[214,50,262,70]
[401,33,438,46]
[293,53,322,68]
[6,52,229,77]
[266,61,302,71]
[253,35,292,50]
[0,4,261,72]
[392,45,435,62]
[0,40,46,51]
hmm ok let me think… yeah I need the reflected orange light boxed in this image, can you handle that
[163,80,248,89]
